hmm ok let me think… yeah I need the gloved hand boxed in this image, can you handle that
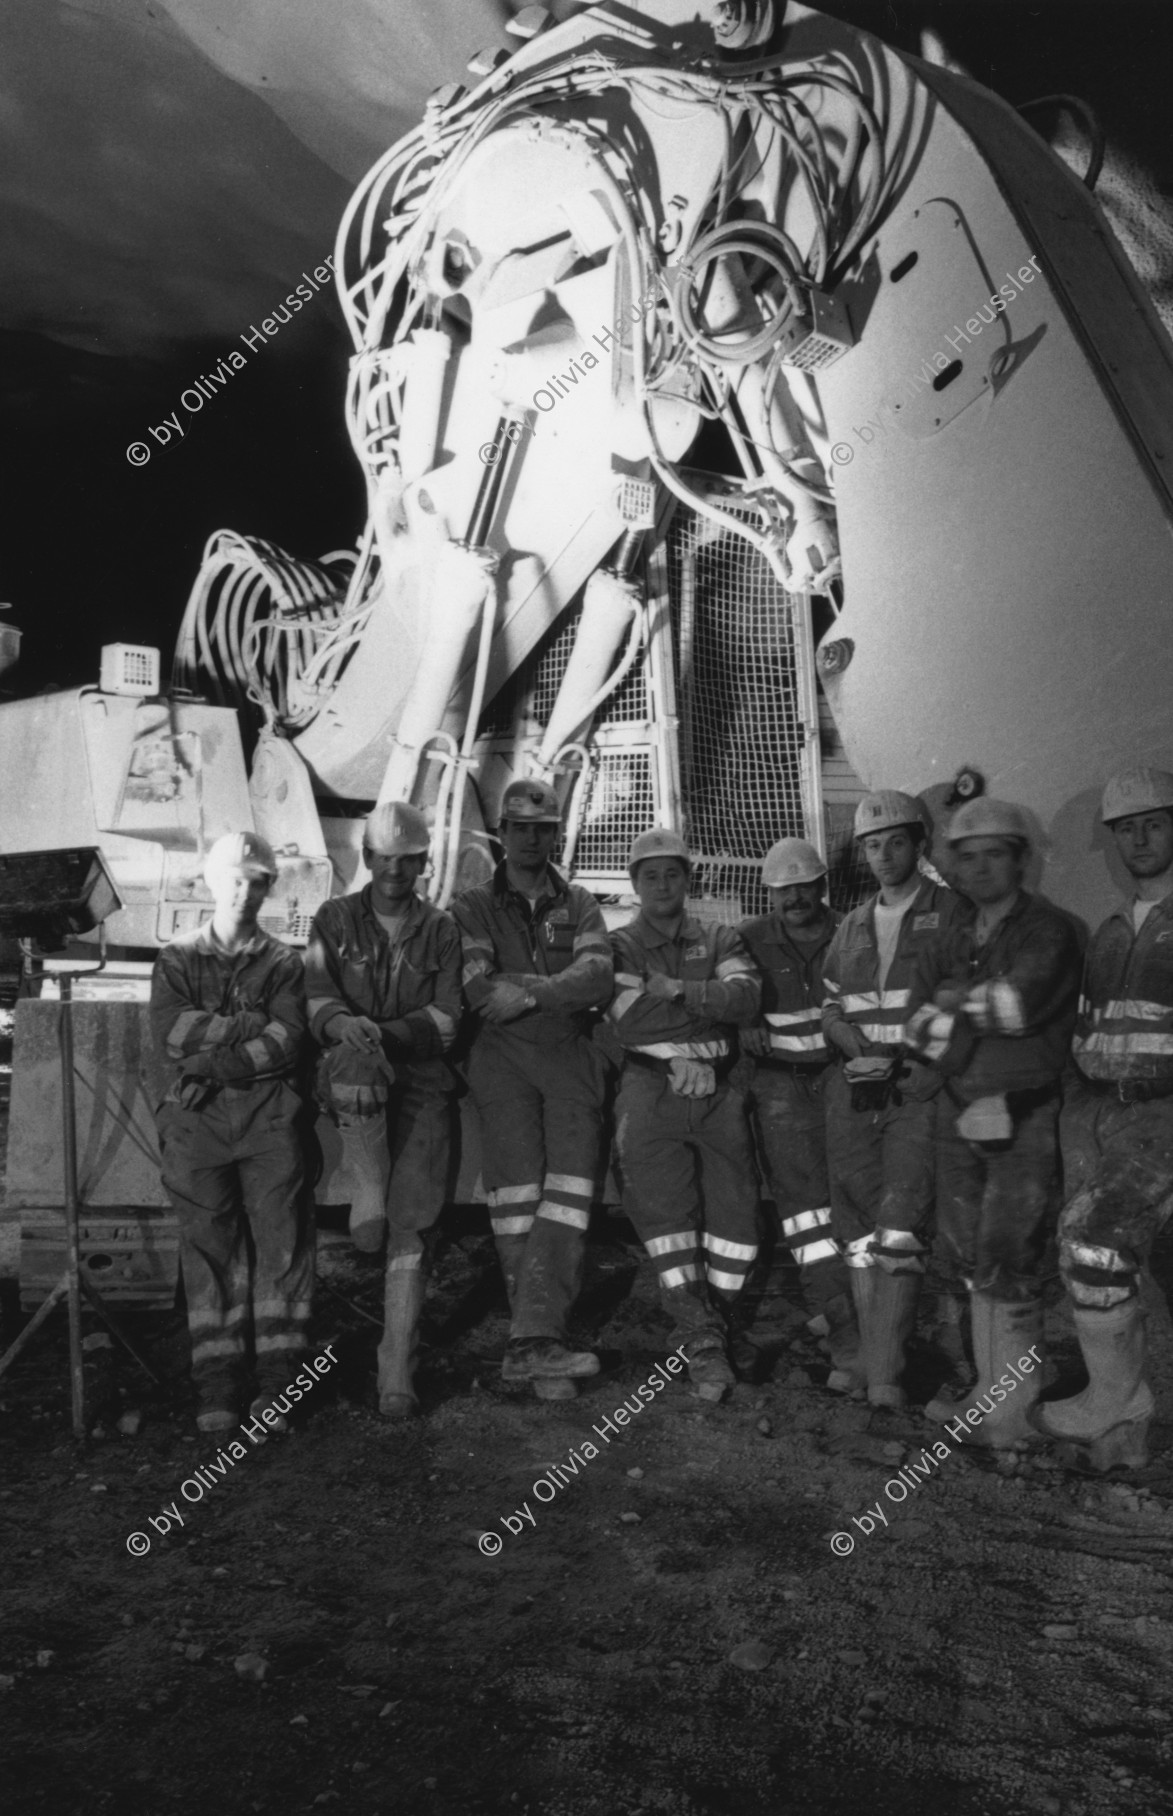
[956,1094,1013,1142]
[843,1054,897,1082]
[644,971,683,1002]
[481,980,535,1024]
[739,1025,773,1059]
[669,1057,716,1098]
[334,1013,383,1053]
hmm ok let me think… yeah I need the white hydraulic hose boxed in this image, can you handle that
[536,570,644,768]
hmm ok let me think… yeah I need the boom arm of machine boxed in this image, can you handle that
[161,0,1173,935]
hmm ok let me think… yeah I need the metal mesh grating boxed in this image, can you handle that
[479,604,648,739]
[668,500,809,916]
[574,751,655,874]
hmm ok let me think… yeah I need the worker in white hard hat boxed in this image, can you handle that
[608,828,762,1403]
[305,800,461,1418]
[150,830,311,1436]
[821,790,965,1410]
[737,838,861,1389]
[453,778,613,1400]
[904,798,1081,1449]
[1032,766,1173,1470]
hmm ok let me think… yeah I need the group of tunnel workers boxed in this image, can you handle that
[149,763,1173,1474]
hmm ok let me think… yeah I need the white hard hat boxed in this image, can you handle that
[854,790,926,839]
[204,830,278,887]
[500,778,561,824]
[365,801,430,856]
[1101,766,1173,826]
[762,837,827,888]
[947,798,1031,846]
[629,828,690,875]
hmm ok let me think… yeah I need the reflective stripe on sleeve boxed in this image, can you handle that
[705,1266,747,1292]
[716,956,753,981]
[659,1262,701,1288]
[491,1214,535,1236]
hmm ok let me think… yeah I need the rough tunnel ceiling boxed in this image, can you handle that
[6,0,1173,355]
[1,0,506,355]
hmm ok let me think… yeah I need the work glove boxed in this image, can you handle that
[739,1025,773,1059]
[481,980,535,1024]
[843,1055,897,1084]
[955,1093,1013,1143]
[669,1057,716,1098]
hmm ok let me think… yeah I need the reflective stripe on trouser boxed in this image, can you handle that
[1058,1085,1173,1307]
[936,1093,1059,1301]
[748,1063,850,1319]
[468,1028,605,1342]
[158,1080,313,1406]
[616,1066,758,1314]
[824,1064,936,1251]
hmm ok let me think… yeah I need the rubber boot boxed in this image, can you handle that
[860,1269,921,1409]
[337,1113,389,1253]
[378,1250,426,1419]
[822,1291,866,1398]
[928,1293,1043,1446]
[1032,1299,1154,1470]
[962,1294,1044,1449]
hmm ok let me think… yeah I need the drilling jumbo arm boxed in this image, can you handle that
[168,0,1173,938]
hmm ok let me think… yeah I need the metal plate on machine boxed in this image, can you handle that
[873,199,1007,436]
[20,1209,179,1309]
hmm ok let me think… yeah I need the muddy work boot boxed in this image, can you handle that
[337,1112,390,1253]
[682,1332,736,1404]
[501,1338,600,1383]
[927,1293,1043,1449]
[859,1268,921,1410]
[1033,1299,1154,1471]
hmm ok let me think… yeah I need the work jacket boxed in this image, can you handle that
[453,863,612,1044]
[1073,891,1173,1083]
[608,913,760,1062]
[150,922,305,1108]
[739,909,839,1064]
[822,878,962,1052]
[905,890,1081,1099]
[305,886,461,1062]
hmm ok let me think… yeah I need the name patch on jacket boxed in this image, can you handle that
[684,943,708,962]
[913,913,940,932]
[1156,930,1173,945]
